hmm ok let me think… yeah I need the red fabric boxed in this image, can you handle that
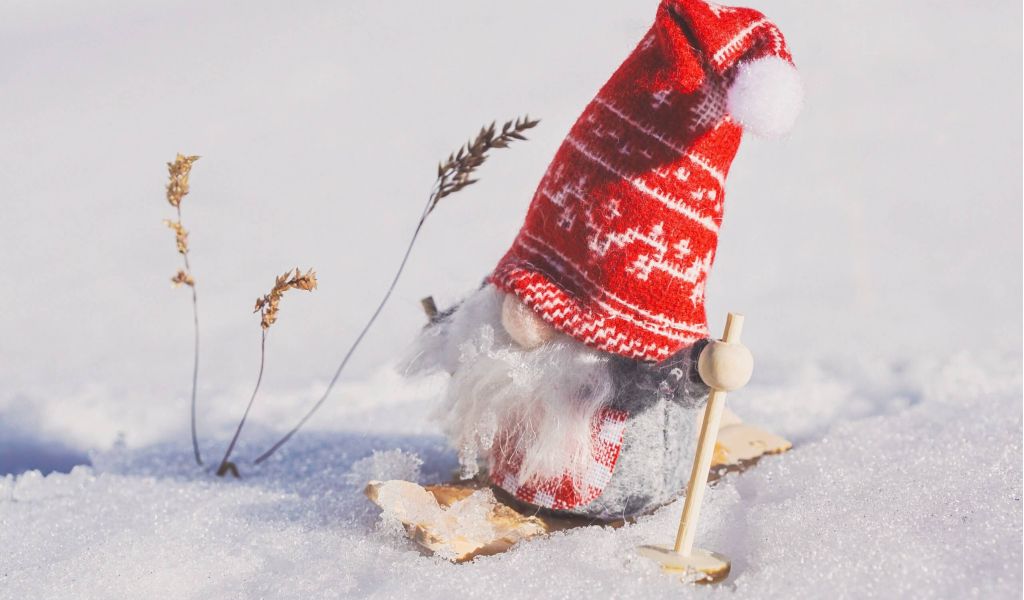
[490,0,794,362]
[489,408,628,511]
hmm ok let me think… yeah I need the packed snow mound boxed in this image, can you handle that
[1,353,1019,599]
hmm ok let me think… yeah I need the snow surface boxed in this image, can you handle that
[1,0,1021,598]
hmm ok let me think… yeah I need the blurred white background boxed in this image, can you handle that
[1,0,1020,450]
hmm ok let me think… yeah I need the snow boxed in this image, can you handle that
[0,0,1021,598]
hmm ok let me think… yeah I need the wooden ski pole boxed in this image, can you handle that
[638,312,753,583]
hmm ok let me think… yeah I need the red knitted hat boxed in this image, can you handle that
[490,0,801,362]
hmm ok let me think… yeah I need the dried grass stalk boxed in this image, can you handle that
[166,154,200,208]
[254,267,318,330]
[171,270,195,287]
[216,267,317,477]
[252,115,539,465]
[163,153,204,466]
[164,219,190,254]
[431,116,540,212]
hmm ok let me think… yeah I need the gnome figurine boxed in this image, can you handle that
[407,0,802,522]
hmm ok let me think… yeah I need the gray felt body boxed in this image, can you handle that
[549,341,710,521]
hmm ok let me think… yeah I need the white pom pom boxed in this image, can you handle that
[727,56,803,138]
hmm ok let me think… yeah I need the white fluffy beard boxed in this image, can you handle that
[404,285,615,487]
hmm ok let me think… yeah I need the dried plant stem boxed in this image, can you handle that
[176,205,203,467]
[252,115,540,465]
[216,330,267,477]
[252,198,432,465]
[216,268,316,475]
[164,153,203,466]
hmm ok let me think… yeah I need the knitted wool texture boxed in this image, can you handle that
[491,0,795,362]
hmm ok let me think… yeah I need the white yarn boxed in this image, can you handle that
[727,56,804,138]
[404,285,615,487]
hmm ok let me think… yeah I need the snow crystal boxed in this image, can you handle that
[373,483,501,561]
[441,489,501,544]
[345,449,424,485]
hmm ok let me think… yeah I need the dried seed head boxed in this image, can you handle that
[166,154,200,208]
[254,267,318,330]
[163,219,189,254]
[289,268,318,291]
[171,270,195,287]
[431,116,539,213]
